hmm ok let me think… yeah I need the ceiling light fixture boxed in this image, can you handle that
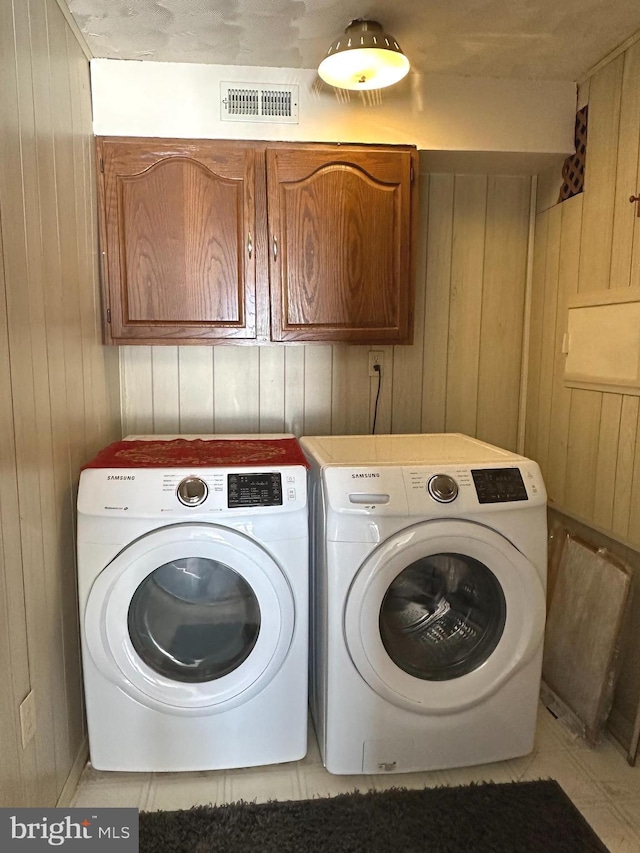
[318,20,410,91]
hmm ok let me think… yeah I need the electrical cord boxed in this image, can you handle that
[371,363,382,434]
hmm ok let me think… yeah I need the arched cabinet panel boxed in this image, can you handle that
[267,146,416,343]
[98,138,261,343]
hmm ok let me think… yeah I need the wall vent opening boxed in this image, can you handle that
[220,83,299,124]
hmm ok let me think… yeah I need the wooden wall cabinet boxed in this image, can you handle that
[97,138,263,343]
[97,137,417,345]
[266,146,416,343]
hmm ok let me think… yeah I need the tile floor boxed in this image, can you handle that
[72,704,640,852]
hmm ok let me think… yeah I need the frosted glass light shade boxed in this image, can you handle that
[318,20,410,91]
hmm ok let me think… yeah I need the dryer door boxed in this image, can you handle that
[84,524,294,716]
[344,519,545,714]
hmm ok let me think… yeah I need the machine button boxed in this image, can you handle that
[427,474,459,503]
[176,476,208,507]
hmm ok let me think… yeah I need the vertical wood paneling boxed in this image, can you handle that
[536,164,562,214]
[330,346,369,435]
[611,42,640,289]
[69,31,93,445]
[63,21,102,775]
[31,2,88,794]
[121,347,153,434]
[524,211,549,462]
[121,170,531,449]
[593,395,623,529]
[49,8,88,484]
[1,0,54,806]
[527,49,640,769]
[283,347,304,436]
[178,347,214,434]
[628,424,640,549]
[302,346,333,435]
[546,194,583,506]
[579,56,624,292]
[476,176,530,451]
[565,390,603,521]
[258,346,285,433]
[445,175,487,435]
[20,0,77,793]
[391,172,428,435]
[77,24,120,450]
[527,37,640,616]
[213,347,260,434]
[0,0,121,807]
[535,205,562,474]
[0,499,23,805]
[612,396,639,539]
[0,206,31,808]
[632,182,640,289]
[421,174,454,433]
[151,347,180,433]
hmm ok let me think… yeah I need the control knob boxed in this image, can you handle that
[427,474,459,503]
[177,476,208,507]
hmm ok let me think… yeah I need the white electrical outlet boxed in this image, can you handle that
[368,351,384,377]
[19,690,36,749]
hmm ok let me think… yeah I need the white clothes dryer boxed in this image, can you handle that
[300,433,547,775]
[77,435,308,772]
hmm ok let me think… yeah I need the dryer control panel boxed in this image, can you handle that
[78,465,306,517]
[228,472,283,507]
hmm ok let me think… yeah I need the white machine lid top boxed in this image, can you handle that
[301,433,526,465]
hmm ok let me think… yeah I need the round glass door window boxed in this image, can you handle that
[379,553,506,681]
[128,557,261,683]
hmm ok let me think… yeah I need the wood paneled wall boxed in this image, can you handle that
[525,39,640,749]
[526,39,640,548]
[0,0,120,808]
[122,172,533,449]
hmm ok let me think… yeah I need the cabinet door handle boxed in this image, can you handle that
[247,232,253,259]
[630,195,640,217]
[273,235,278,261]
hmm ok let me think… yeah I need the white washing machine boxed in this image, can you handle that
[77,434,308,772]
[300,433,547,775]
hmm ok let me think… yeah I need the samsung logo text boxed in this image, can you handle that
[351,473,380,479]
[107,475,135,481]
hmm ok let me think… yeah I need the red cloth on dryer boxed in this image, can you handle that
[82,438,310,469]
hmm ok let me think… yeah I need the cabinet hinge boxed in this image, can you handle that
[106,308,111,324]
[410,162,415,183]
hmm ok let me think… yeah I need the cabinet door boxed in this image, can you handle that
[266,145,416,343]
[98,138,263,343]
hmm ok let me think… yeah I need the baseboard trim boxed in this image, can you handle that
[56,738,89,807]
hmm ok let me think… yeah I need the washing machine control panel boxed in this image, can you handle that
[471,467,528,503]
[403,461,546,514]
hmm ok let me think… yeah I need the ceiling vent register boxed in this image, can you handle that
[220,83,299,123]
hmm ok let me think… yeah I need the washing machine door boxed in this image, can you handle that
[84,523,295,716]
[344,519,546,714]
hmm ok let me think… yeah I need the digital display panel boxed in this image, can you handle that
[471,468,528,504]
[228,473,282,508]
